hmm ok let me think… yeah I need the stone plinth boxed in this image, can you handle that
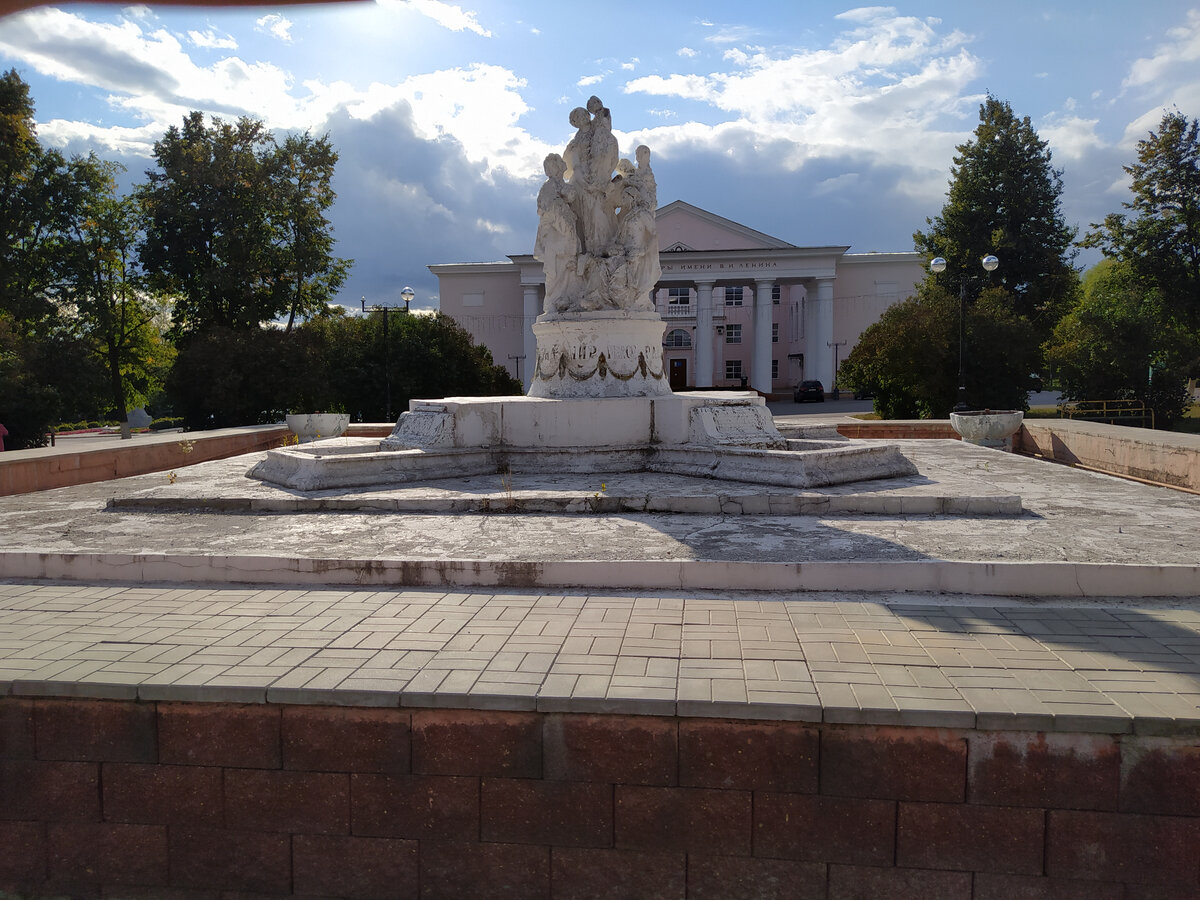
[529,313,669,398]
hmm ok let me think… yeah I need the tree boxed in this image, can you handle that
[1084,111,1200,330]
[56,155,173,424]
[839,282,1040,419]
[138,113,352,335]
[915,96,1078,328]
[1045,260,1196,427]
[0,69,74,327]
[273,133,351,332]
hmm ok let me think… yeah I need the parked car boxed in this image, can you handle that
[794,380,825,402]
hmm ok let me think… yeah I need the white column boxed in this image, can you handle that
[694,279,715,389]
[752,279,774,394]
[813,277,835,390]
[521,284,540,391]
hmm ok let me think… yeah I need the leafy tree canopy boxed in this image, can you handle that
[915,96,1078,327]
[1083,111,1200,330]
[138,112,351,335]
[839,281,1040,419]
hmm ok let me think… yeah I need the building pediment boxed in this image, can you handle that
[656,200,796,252]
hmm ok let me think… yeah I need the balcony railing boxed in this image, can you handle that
[659,303,725,319]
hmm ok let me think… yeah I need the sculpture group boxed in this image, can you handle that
[534,96,661,317]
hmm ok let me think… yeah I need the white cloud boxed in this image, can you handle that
[403,0,491,37]
[187,29,237,51]
[1038,113,1100,161]
[255,14,293,44]
[1124,8,1200,88]
[577,73,605,87]
[677,47,698,58]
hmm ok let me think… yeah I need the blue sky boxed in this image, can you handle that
[1,1,1197,310]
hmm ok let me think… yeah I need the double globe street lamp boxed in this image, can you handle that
[929,254,999,411]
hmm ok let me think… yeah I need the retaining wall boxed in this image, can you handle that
[3,696,1198,898]
[0,427,291,496]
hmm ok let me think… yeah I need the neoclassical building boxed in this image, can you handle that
[432,201,923,396]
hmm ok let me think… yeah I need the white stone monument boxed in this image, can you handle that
[249,97,918,492]
[530,99,667,398]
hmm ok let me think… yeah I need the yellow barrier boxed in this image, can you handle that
[1058,399,1154,429]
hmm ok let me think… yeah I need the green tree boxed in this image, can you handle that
[56,155,173,424]
[915,96,1078,328]
[839,282,1040,419]
[1084,111,1200,330]
[273,133,352,333]
[138,113,352,335]
[0,68,74,327]
[1045,260,1196,427]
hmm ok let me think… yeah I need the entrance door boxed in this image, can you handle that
[669,358,688,391]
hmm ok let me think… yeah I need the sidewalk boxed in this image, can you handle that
[3,579,1198,733]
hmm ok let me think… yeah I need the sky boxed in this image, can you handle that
[1,1,1198,311]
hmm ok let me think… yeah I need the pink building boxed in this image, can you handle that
[432,201,922,397]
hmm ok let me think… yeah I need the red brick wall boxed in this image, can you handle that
[2,697,1197,898]
[836,422,960,440]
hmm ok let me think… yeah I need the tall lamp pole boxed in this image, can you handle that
[929,254,999,411]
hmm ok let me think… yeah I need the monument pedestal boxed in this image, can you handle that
[529,313,669,398]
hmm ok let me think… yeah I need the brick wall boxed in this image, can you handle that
[836,422,959,440]
[2,697,1198,898]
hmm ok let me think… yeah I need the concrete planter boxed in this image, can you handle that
[285,413,350,442]
[950,410,1024,451]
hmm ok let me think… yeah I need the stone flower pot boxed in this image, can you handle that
[285,413,350,442]
[950,410,1024,451]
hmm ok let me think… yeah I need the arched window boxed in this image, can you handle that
[664,329,692,348]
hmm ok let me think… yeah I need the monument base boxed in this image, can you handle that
[529,313,670,398]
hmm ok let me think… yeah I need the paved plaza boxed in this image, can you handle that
[2,429,1200,733]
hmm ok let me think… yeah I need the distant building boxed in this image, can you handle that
[431,201,923,396]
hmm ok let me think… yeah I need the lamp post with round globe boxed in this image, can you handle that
[929,254,999,411]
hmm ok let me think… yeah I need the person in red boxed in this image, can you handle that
[0,422,7,451]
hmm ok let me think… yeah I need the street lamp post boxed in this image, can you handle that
[929,254,999,411]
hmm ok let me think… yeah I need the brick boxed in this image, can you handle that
[102,763,222,826]
[544,713,676,786]
[419,840,549,899]
[351,773,478,840]
[283,706,410,774]
[551,847,684,900]
[615,785,750,855]
[0,759,99,821]
[897,802,1043,874]
[412,709,540,777]
[168,825,290,893]
[688,854,825,900]
[293,833,418,899]
[481,778,612,848]
[225,769,349,834]
[34,699,156,763]
[1122,736,1200,816]
[1124,884,1200,900]
[828,863,972,900]
[1048,809,1200,884]
[973,872,1123,900]
[158,703,280,769]
[0,697,35,759]
[821,726,966,802]
[754,793,894,866]
[969,731,1119,810]
[0,820,46,886]
[680,718,818,793]
[47,822,167,887]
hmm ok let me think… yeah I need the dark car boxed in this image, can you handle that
[794,380,825,402]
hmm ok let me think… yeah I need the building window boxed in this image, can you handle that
[772,359,779,379]
[724,286,743,306]
[725,324,742,344]
[668,286,690,305]
[772,285,781,305]
[772,323,779,343]
[664,328,692,348]
[726,360,743,380]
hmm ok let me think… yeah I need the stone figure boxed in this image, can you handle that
[533,153,579,312]
[537,97,660,317]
